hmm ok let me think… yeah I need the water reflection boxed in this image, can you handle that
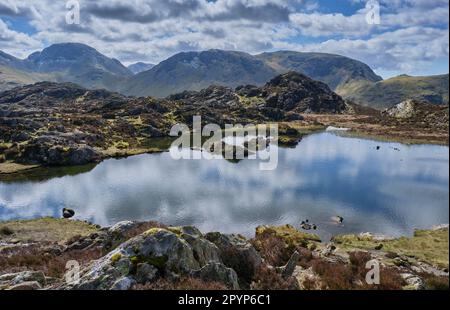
[0,132,448,240]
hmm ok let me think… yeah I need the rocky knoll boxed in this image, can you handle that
[0,218,448,290]
[383,99,449,131]
[0,72,347,172]
[258,72,347,114]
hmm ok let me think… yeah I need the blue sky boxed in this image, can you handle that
[1,0,448,79]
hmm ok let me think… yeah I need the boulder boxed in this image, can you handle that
[135,263,158,284]
[401,273,426,290]
[277,251,300,279]
[0,271,46,287]
[191,263,239,290]
[63,208,75,219]
[168,226,222,266]
[111,276,136,291]
[65,227,238,290]
[8,281,42,290]
[205,232,262,284]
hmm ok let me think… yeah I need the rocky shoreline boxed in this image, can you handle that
[0,218,448,290]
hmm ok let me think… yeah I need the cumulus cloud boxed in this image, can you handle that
[0,19,42,58]
[0,0,448,75]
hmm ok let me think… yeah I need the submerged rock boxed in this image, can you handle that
[63,208,75,219]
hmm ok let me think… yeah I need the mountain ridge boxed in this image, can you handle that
[0,43,133,92]
[256,51,383,90]
[1,43,448,110]
[339,74,449,109]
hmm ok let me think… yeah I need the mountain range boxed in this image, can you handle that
[0,43,132,92]
[338,74,449,109]
[0,43,448,109]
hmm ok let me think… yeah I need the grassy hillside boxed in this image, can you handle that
[0,65,50,92]
[122,50,277,97]
[338,74,449,110]
[256,51,382,90]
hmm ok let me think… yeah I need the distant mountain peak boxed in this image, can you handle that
[28,42,113,62]
[127,62,155,74]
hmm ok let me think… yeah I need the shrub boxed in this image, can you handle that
[250,265,299,290]
[0,226,14,236]
[0,244,103,278]
[420,273,449,290]
[132,277,228,290]
[250,233,292,267]
[311,259,354,290]
[311,252,405,290]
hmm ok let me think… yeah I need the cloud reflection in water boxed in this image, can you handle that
[0,132,448,240]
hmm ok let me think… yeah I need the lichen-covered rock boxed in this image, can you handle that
[401,273,426,290]
[205,232,262,284]
[135,263,158,284]
[111,276,136,290]
[0,270,46,288]
[191,262,239,290]
[108,221,138,236]
[277,251,300,279]
[64,227,238,290]
[8,281,42,290]
[169,226,222,266]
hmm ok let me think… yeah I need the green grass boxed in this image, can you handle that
[0,217,100,243]
[332,228,449,269]
[337,74,449,109]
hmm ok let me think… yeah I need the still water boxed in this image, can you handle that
[1,132,448,240]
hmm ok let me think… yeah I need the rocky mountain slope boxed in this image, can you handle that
[121,49,278,98]
[121,49,383,98]
[339,74,449,109]
[256,51,383,91]
[0,72,346,170]
[0,65,48,93]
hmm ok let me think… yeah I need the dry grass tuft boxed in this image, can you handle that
[132,277,228,290]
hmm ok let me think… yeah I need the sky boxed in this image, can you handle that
[0,0,448,79]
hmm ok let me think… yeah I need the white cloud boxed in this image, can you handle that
[0,0,448,75]
[0,18,42,58]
